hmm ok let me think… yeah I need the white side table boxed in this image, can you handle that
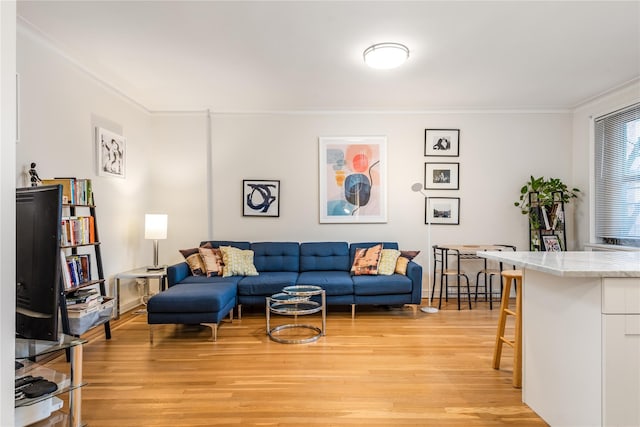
[114,268,167,319]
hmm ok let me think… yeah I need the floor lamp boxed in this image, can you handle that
[411,183,439,313]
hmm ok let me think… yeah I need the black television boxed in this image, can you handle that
[16,185,63,341]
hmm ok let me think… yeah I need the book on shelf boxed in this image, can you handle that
[541,206,551,230]
[61,254,92,288]
[40,178,75,204]
[60,216,95,246]
[67,297,100,309]
[40,178,94,205]
[67,295,112,318]
[68,178,93,205]
[67,288,101,305]
[88,215,95,243]
[60,249,73,289]
[551,203,564,230]
[68,288,99,300]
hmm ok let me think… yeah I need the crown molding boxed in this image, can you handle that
[17,16,151,114]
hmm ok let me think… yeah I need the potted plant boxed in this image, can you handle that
[515,176,580,216]
[515,175,581,249]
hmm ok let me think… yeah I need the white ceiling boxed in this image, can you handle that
[16,1,640,112]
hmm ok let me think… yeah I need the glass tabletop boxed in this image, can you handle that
[270,300,321,316]
[16,334,86,359]
[282,285,323,296]
[270,292,309,303]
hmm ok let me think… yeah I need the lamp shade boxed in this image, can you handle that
[363,42,409,69]
[145,214,167,240]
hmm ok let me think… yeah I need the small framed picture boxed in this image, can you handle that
[542,234,562,252]
[243,180,280,217]
[424,162,459,190]
[424,129,460,157]
[426,197,460,225]
[96,127,126,178]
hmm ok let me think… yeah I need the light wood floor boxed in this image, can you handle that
[43,299,547,426]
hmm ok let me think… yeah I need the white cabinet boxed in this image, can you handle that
[602,278,640,426]
[476,252,640,427]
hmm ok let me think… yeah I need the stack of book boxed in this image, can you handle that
[66,289,103,317]
[60,216,95,246]
[60,252,92,289]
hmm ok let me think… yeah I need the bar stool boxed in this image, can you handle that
[475,244,516,309]
[492,269,523,388]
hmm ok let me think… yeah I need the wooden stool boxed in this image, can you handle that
[492,269,523,388]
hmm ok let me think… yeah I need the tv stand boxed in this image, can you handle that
[15,334,85,427]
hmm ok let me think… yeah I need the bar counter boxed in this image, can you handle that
[477,251,640,427]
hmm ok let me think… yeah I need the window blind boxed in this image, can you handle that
[594,102,640,247]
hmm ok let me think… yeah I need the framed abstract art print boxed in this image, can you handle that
[319,136,387,223]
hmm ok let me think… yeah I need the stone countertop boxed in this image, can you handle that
[477,251,640,277]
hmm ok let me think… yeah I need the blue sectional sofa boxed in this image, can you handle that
[147,241,422,342]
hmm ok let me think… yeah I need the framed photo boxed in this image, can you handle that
[424,129,460,157]
[319,136,387,223]
[425,162,459,190]
[96,127,126,178]
[243,180,280,217]
[426,197,460,225]
[542,234,562,252]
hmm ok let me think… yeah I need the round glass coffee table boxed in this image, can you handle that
[266,285,326,344]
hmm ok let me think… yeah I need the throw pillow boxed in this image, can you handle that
[378,249,401,275]
[179,242,214,276]
[400,250,420,260]
[395,250,421,275]
[350,243,382,276]
[199,246,224,277]
[220,246,259,277]
[394,257,410,275]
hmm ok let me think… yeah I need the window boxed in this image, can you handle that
[594,103,640,247]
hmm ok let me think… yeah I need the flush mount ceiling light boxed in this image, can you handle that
[363,42,410,69]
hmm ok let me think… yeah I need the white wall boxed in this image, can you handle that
[572,81,640,250]
[206,112,573,273]
[149,112,210,266]
[148,111,573,294]
[16,25,154,311]
[1,2,16,425]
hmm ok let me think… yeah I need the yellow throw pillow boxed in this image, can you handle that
[220,246,259,277]
[394,257,410,275]
[199,247,224,277]
[350,244,382,276]
[378,249,401,275]
[394,250,420,275]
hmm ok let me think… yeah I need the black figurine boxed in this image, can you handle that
[28,162,42,187]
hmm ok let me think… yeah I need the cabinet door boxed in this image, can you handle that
[603,314,640,426]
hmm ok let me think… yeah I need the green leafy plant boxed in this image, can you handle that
[515,176,580,215]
